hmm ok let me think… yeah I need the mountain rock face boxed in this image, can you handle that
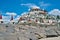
[0,7,60,40]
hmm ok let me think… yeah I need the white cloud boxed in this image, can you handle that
[15,15,20,20]
[21,3,32,6]
[21,12,28,16]
[49,9,60,15]
[2,16,10,21]
[21,3,40,9]
[13,15,20,22]
[39,1,51,9]
[40,1,50,7]
[21,2,51,10]
[6,12,17,16]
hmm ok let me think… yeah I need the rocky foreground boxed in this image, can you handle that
[0,23,60,40]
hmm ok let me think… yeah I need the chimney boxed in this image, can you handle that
[10,15,15,24]
[10,15,13,21]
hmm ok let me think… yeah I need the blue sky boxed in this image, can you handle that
[0,0,60,15]
[0,0,60,22]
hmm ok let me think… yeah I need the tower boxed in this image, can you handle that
[10,15,13,21]
[10,15,15,24]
